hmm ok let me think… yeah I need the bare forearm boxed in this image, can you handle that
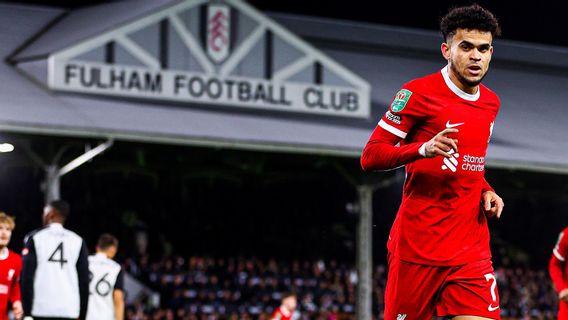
[114,290,125,320]
[114,300,124,320]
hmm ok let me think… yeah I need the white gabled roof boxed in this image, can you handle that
[11,0,176,61]
[4,3,568,173]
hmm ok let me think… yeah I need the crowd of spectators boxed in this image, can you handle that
[122,256,559,320]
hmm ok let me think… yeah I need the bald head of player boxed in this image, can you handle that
[440,4,501,94]
[42,200,70,225]
[96,233,119,259]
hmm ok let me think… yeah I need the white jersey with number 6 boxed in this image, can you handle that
[86,253,123,320]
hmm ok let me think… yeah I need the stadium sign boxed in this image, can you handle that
[48,0,371,118]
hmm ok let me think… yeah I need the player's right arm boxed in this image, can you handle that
[361,86,458,171]
[549,229,568,301]
[20,236,37,318]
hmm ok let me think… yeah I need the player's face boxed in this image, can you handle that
[442,28,494,93]
[107,245,118,259]
[283,296,297,311]
[0,223,12,247]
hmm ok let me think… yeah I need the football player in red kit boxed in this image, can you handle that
[361,4,504,320]
[0,212,22,320]
[271,292,297,320]
[549,226,568,319]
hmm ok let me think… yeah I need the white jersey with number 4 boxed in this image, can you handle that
[86,253,123,320]
[21,223,90,319]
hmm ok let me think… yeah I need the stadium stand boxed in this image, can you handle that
[122,256,558,320]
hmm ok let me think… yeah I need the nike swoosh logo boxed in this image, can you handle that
[488,304,500,312]
[446,121,464,128]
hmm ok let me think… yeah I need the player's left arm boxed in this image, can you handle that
[76,240,90,320]
[113,269,125,320]
[10,258,23,320]
[549,230,568,301]
[481,178,504,218]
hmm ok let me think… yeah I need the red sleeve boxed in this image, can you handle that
[271,310,282,320]
[9,254,22,303]
[481,178,494,194]
[360,126,423,171]
[549,230,568,292]
[360,84,428,171]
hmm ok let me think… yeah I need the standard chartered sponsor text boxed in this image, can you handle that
[462,154,485,172]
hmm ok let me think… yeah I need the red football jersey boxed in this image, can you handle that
[372,67,500,265]
[550,226,568,293]
[271,307,293,320]
[0,249,21,320]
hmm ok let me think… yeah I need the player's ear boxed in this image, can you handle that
[441,42,451,61]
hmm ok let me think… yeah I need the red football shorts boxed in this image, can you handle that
[384,256,500,319]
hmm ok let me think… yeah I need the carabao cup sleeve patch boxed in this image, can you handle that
[390,89,412,112]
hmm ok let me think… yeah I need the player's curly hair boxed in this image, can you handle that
[440,4,501,41]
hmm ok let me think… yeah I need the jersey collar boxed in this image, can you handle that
[0,248,8,260]
[441,66,480,101]
[48,222,64,229]
[279,307,291,317]
[95,252,107,259]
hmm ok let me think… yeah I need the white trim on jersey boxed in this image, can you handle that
[554,248,565,261]
[378,119,407,139]
[0,247,8,260]
[441,66,480,101]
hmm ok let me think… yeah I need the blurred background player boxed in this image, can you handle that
[21,200,89,320]
[549,226,568,319]
[0,212,22,320]
[271,292,297,320]
[86,233,124,320]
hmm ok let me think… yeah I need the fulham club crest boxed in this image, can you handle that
[207,3,231,64]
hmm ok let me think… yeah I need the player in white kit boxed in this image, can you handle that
[86,234,124,320]
[21,200,89,320]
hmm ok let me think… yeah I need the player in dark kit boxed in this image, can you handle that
[361,4,504,320]
[0,212,22,320]
[549,226,568,319]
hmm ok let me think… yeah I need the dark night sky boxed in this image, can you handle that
[5,0,568,48]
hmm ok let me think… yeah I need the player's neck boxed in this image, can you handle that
[441,66,480,102]
[0,247,8,260]
[96,251,110,259]
[447,67,479,95]
[280,306,292,316]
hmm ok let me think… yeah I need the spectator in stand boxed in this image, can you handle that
[122,255,558,320]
